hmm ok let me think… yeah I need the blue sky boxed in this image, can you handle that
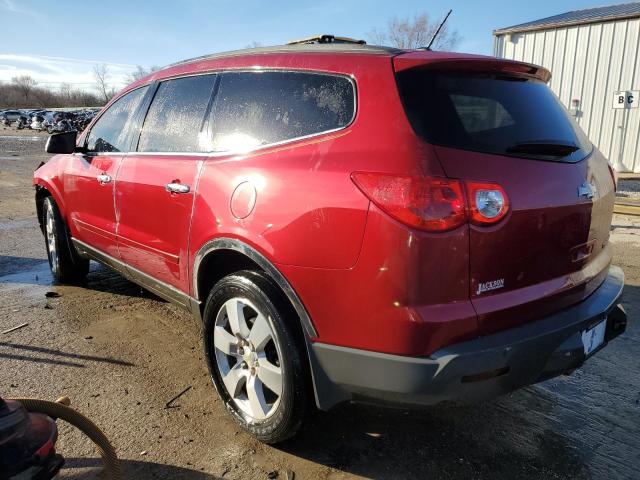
[0,0,626,91]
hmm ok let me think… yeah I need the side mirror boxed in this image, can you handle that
[45,131,78,154]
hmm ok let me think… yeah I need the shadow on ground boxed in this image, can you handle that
[0,342,135,368]
[276,395,590,480]
[62,458,220,479]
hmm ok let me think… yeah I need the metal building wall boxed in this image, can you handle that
[494,19,640,172]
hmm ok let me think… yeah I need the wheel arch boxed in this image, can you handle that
[192,237,349,410]
[192,237,317,338]
[35,185,50,234]
[34,184,58,235]
[34,175,67,232]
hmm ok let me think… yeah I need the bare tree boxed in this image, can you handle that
[59,82,72,96]
[127,65,160,84]
[245,40,262,49]
[11,75,37,102]
[368,13,460,51]
[93,64,114,103]
[58,82,72,106]
[0,81,103,109]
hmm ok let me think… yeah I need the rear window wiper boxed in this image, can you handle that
[505,141,579,157]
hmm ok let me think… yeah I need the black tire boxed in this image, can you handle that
[203,270,310,443]
[42,196,89,283]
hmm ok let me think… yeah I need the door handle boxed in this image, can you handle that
[97,173,112,184]
[165,183,190,194]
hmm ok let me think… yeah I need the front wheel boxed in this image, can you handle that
[203,270,310,443]
[43,196,89,283]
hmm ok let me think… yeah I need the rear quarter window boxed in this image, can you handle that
[209,71,355,152]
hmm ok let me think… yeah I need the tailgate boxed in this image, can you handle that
[437,146,614,334]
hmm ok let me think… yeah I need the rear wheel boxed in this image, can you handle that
[43,196,89,283]
[203,270,309,443]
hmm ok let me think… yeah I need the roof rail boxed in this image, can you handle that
[286,35,366,46]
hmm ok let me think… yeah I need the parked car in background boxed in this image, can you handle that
[15,114,30,130]
[29,109,47,120]
[42,111,61,133]
[72,109,98,132]
[34,37,627,443]
[0,110,24,125]
[30,113,47,131]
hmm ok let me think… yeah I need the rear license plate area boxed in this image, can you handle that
[581,319,607,357]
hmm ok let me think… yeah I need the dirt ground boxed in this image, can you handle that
[1,129,639,480]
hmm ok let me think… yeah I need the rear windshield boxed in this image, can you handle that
[396,70,592,162]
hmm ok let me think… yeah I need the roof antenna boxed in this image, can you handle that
[424,9,453,51]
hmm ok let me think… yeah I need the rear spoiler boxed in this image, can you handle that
[393,51,551,83]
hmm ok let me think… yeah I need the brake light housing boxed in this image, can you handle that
[351,173,466,232]
[351,173,509,231]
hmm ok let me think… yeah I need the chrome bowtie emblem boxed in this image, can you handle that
[578,181,597,199]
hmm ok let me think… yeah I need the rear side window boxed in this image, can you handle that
[396,71,591,162]
[86,86,148,152]
[138,74,217,152]
[210,71,354,152]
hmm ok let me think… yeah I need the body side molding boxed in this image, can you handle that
[72,238,195,311]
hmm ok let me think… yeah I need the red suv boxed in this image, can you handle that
[34,38,627,443]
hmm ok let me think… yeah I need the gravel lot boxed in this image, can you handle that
[1,130,639,479]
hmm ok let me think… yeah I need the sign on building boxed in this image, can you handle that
[613,90,639,109]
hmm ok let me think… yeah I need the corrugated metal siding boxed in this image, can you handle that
[494,19,640,171]
[495,2,640,34]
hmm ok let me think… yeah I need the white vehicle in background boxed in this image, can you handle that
[30,114,45,131]
[30,111,54,131]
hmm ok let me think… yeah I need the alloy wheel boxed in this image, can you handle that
[213,297,283,421]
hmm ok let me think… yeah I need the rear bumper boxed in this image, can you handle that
[312,265,627,407]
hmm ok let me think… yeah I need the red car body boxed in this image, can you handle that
[34,43,627,410]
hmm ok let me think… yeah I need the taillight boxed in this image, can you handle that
[465,181,509,225]
[352,173,511,231]
[351,173,466,232]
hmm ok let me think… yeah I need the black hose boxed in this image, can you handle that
[8,397,121,479]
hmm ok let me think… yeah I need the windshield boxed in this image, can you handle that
[396,70,592,162]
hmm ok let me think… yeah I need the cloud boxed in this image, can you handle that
[0,0,40,18]
[0,54,138,93]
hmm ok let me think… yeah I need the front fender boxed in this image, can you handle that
[34,155,67,218]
